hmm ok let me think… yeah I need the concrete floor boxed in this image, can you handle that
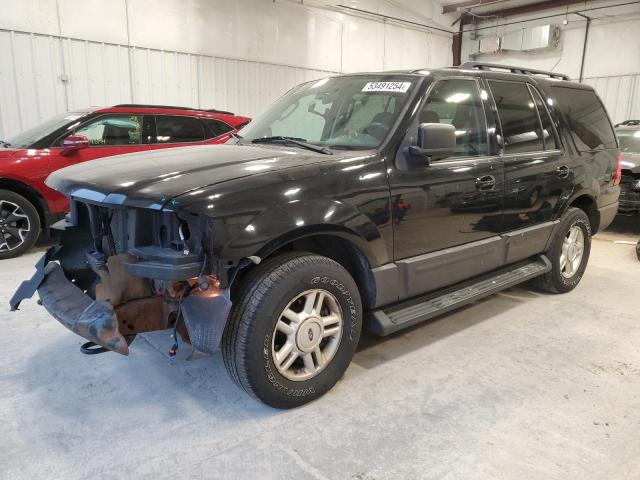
[1,217,640,480]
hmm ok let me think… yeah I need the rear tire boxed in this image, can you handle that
[0,189,40,260]
[222,252,362,409]
[536,207,591,293]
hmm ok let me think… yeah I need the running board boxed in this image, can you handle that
[367,255,551,336]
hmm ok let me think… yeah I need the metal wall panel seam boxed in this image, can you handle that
[0,28,341,76]
[29,33,41,122]
[8,31,23,131]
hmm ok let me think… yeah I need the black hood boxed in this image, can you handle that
[46,144,344,209]
[621,152,640,173]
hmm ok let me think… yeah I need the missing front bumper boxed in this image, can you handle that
[10,251,233,356]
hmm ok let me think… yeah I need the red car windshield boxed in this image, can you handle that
[4,111,87,149]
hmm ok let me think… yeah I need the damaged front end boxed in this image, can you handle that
[10,200,233,356]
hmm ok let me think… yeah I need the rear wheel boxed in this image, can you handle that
[536,207,591,293]
[222,253,362,408]
[0,190,40,260]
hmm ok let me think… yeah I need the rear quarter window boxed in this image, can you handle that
[552,86,617,151]
[203,118,233,138]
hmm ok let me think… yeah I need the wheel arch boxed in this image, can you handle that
[234,227,378,310]
[567,193,599,233]
[0,178,48,229]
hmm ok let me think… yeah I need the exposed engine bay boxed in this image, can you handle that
[11,199,234,356]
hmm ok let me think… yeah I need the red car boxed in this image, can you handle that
[0,104,250,259]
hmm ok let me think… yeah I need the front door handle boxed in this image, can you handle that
[475,175,496,190]
[556,165,570,178]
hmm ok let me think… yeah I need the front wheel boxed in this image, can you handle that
[536,207,591,293]
[222,253,362,409]
[0,189,41,260]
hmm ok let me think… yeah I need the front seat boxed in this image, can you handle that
[364,111,395,141]
[419,109,440,124]
[104,125,131,145]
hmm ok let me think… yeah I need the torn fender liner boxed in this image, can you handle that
[181,289,232,355]
[9,246,58,311]
[37,263,129,355]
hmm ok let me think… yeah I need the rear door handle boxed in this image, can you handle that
[556,165,570,178]
[475,175,496,190]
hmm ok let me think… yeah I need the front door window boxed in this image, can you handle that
[74,115,143,146]
[418,79,489,157]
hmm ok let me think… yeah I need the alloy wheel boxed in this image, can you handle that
[560,225,585,278]
[271,288,343,381]
[0,200,31,252]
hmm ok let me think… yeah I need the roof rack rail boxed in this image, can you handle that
[459,62,570,81]
[112,104,235,115]
[113,103,200,110]
[615,119,640,127]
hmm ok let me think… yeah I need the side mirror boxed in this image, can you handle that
[406,123,456,164]
[61,134,90,155]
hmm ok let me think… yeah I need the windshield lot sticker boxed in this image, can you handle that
[362,82,411,93]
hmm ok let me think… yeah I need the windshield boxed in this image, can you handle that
[5,111,87,148]
[238,75,420,150]
[617,129,640,154]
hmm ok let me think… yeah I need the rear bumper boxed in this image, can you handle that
[618,197,640,214]
[618,182,640,213]
[619,202,640,214]
[598,202,619,231]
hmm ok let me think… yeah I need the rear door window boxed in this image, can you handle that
[551,86,617,151]
[489,80,544,154]
[155,115,205,143]
[529,86,559,150]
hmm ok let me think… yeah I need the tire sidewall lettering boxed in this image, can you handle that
[263,334,316,397]
[311,275,358,341]
[260,272,360,396]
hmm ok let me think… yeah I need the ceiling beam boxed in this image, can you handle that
[442,0,504,14]
[477,0,593,18]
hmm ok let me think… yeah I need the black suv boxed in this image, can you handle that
[11,62,620,408]
[615,120,640,213]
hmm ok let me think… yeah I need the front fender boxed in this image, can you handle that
[218,198,390,267]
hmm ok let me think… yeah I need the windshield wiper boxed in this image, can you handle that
[251,136,333,155]
[0,140,11,148]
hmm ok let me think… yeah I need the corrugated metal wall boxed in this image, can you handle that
[583,74,640,125]
[0,29,335,139]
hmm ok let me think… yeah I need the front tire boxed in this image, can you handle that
[536,207,591,293]
[0,189,40,260]
[222,253,362,409]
